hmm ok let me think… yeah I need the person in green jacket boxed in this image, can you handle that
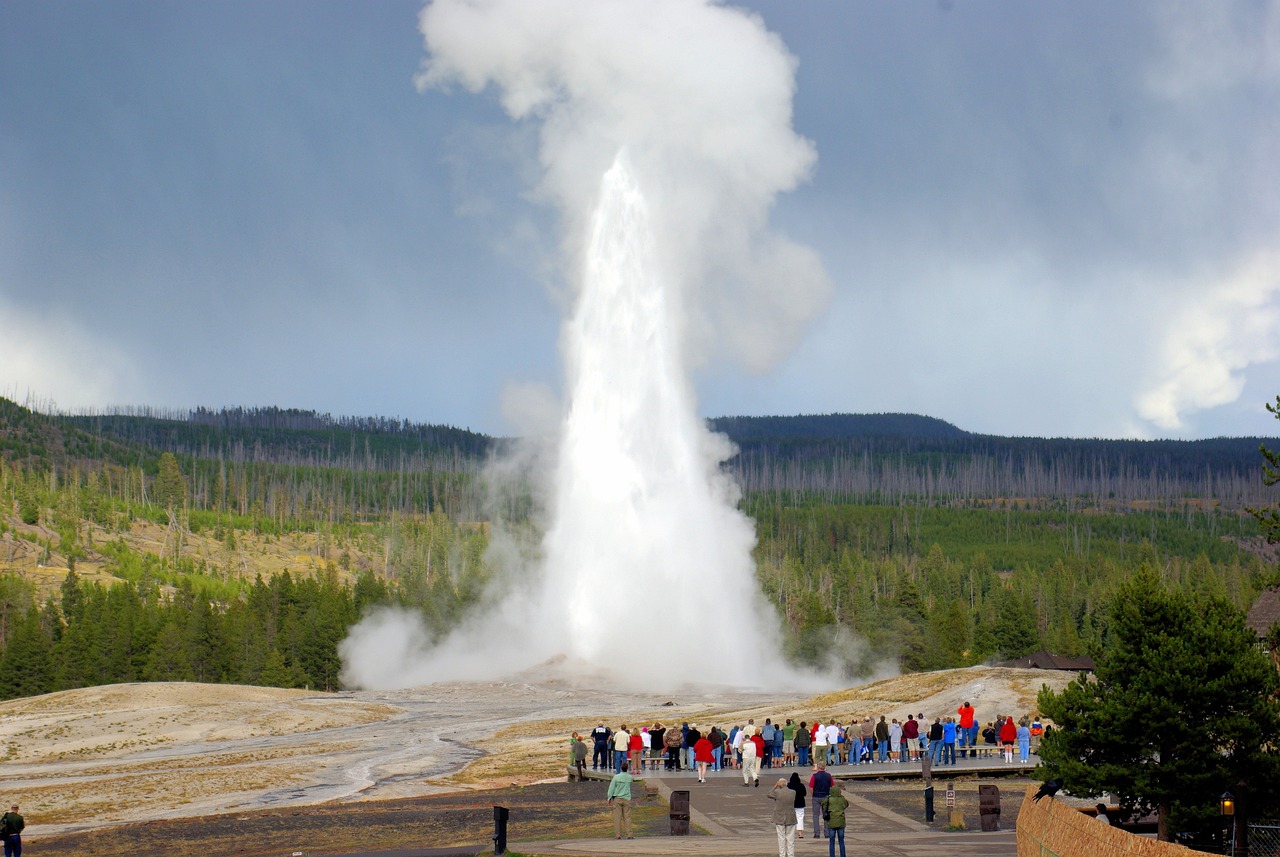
[821,784,849,857]
[606,761,634,839]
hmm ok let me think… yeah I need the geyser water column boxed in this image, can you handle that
[336,0,833,692]
[540,152,780,686]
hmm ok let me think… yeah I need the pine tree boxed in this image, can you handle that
[992,590,1039,658]
[1038,566,1280,842]
[1249,395,1280,544]
[0,607,53,699]
[145,621,195,682]
[152,453,187,511]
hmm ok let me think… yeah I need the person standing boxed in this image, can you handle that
[957,701,977,758]
[1030,717,1045,752]
[591,721,610,770]
[929,717,944,764]
[650,722,666,768]
[629,727,644,774]
[874,716,890,762]
[821,783,849,857]
[606,761,634,840]
[694,732,714,783]
[942,717,957,765]
[729,724,745,769]
[1017,718,1032,763]
[860,717,875,762]
[665,723,684,771]
[902,715,919,762]
[825,722,842,765]
[2,805,23,857]
[782,718,796,766]
[741,726,762,787]
[571,734,589,781]
[761,719,776,769]
[844,721,861,767]
[709,725,725,771]
[768,777,799,857]
[888,718,903,762]
[808,762,833,840]
[1000,715,1017,762]
[794,721,811,767]
[613,725,631,773]
[685,724,702,772]
[813,721,829,766]
[788,771,808,839]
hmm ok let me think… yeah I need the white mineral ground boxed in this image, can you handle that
[0,663,1072,837]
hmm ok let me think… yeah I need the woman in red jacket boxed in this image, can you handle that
[999,716,1017,762]
[694,734,715,783]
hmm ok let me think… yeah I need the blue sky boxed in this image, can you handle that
[2,0,1277,439]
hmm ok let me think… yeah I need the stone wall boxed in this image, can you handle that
[1015,786,1197,857]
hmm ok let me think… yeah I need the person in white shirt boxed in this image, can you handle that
[813,722,829,766]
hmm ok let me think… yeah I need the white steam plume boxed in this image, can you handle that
[339,0,831,690]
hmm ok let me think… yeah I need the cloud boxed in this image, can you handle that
[1135,249,1280,431]
[1145,1,1280,102]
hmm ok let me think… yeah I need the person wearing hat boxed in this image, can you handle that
[2,804,24,857]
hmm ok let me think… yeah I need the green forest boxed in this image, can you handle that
[0,394,1276,699]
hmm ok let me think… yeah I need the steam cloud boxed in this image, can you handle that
[340,0,831,690]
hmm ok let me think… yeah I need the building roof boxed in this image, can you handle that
[999,650,1096,672]
[1247,586,1280,640]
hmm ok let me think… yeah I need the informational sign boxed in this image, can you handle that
[946,789,956,807]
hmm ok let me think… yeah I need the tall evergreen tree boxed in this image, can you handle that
[992,590,1039,658]
[152,452,187,511]
[1038,566,1280,842]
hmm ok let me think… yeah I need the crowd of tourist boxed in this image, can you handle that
[570,704,1046,783]
[573,705,1048,854]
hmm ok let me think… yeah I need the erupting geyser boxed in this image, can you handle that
[339,0,832,690]
[538,152,777,682]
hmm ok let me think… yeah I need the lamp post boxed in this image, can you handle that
[1220,790,1236,857]
[1233,782,1248,857]
[1221,784,1247,857]
[1213,793,1233,857]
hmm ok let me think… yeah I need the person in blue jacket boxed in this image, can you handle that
[942,717,958,765]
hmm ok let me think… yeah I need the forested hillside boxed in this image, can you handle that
[714,413,1272,510]
[0,395,1276,695]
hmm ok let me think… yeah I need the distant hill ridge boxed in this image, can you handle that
[710,412,970,441]
[2,396,1276,509]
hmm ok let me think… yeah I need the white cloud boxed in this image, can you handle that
[1146,1,1280,102]
[1135,250,1280,431]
